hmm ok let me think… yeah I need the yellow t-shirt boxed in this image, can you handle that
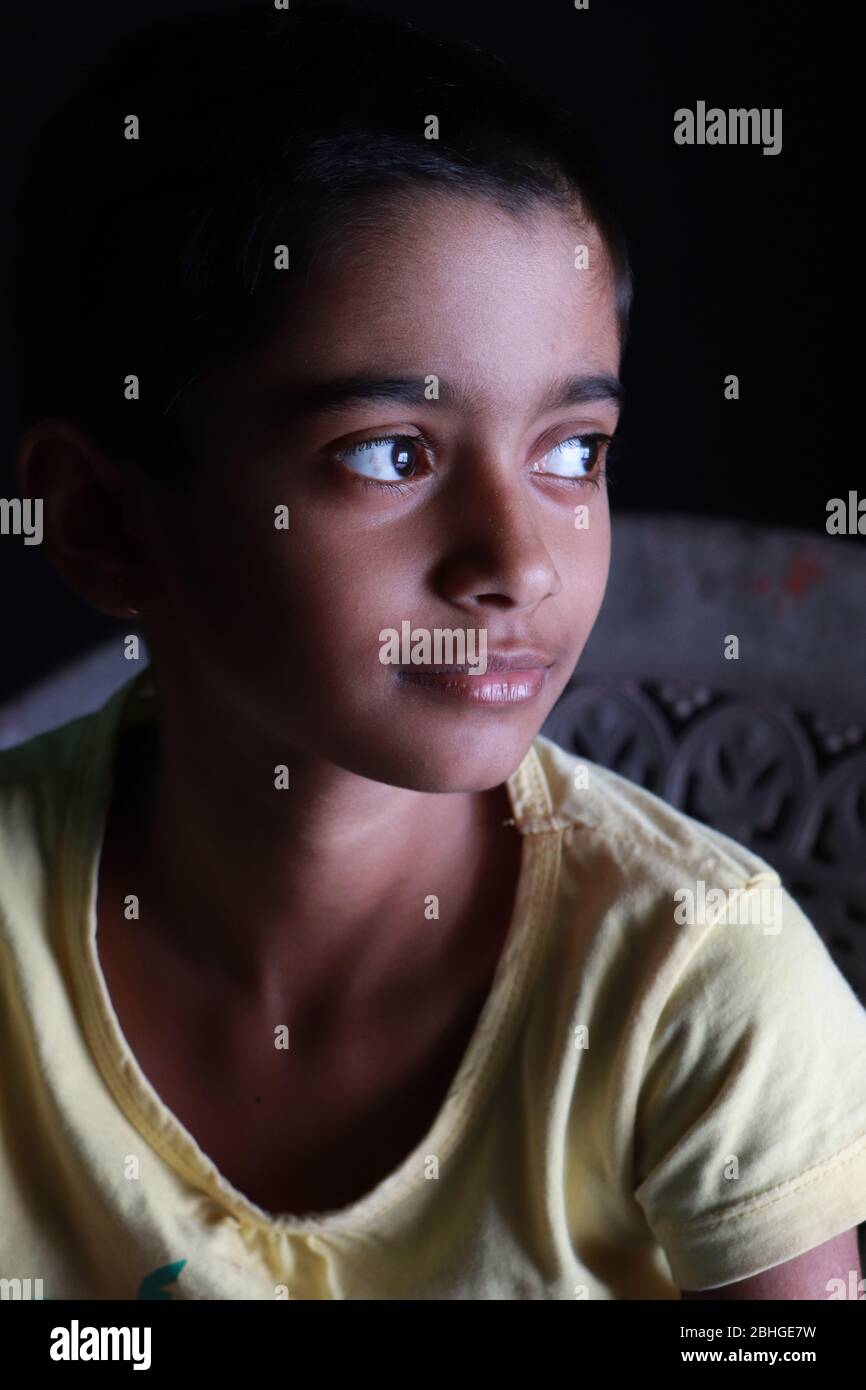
[1,665,865,1301]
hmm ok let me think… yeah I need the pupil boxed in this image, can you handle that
[393,441,415,476]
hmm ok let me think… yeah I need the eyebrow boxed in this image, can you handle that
[279,371,624,417]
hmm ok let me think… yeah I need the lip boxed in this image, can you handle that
[394,650,555,706]
[395,650,556,675]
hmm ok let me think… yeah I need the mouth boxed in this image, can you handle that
[397,650,556,675]
[394,650,556,706]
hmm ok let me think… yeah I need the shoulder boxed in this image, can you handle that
[0,708,93,789]
[524,737,866,1290]
[515,732,811,1077]
[0,668,143,806]
[0,683,131,939]
[0,714,89,862]
[529,731,780,892]
[0,701,103,831]
[521,733,858,1069]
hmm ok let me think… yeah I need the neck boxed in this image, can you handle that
[108,676,514,1001]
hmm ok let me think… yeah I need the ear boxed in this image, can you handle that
[15,418,149,618]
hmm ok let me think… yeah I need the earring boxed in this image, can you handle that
[117,573,142,617]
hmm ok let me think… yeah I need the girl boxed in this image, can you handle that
[4,1,866,1300]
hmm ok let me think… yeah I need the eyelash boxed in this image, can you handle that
[335,432,614,494]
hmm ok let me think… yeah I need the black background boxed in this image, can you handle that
[0,0,856,699]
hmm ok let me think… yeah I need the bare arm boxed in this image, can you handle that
[680,1227,862,1300]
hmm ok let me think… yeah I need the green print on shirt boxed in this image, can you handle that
[137,1260,188,1299]
[38,1260,188,1300]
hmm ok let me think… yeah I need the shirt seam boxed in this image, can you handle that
[532,743,780,884]
[651,1128,866,1234]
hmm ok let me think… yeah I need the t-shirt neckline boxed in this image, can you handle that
[61,667,563,1236]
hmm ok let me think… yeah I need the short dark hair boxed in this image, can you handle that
[10,0,634,486]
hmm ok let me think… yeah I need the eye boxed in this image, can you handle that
[335,434,426,483]
[534,433,611,481]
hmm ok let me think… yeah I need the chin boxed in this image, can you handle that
[332,719,543,794]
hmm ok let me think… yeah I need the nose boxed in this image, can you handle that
[434,455,563,613]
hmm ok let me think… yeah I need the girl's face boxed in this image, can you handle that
[139,190,623,792]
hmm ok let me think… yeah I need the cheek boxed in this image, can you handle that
[258,527,418,672]
[550,502,611,654]
[558,488,611,585]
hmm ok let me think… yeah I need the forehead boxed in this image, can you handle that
[258,190,621,395]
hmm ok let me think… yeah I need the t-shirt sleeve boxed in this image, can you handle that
[632,879,866,1292]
